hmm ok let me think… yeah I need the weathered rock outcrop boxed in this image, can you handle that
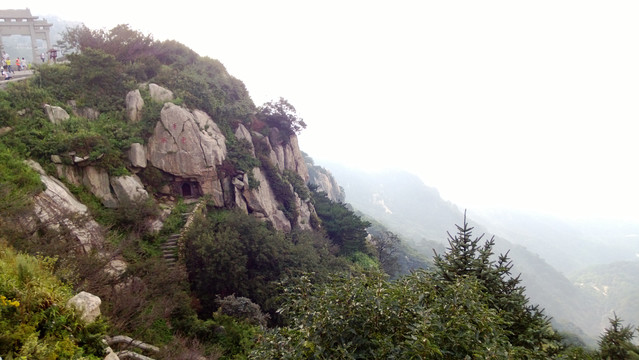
[239,168,291,232]
[129,143,147,168]
[68,100,100,120]
[307,163,346,202]
[148,83,174,103]
[125,89,144,123]
[147,103,227,205]
[110,175,149,205]
[67,291,102,323]
[235,124,255,156]
[44,83,317,233]
[84,166,119,208]
[25,160,104,252]
[268,129,309,183]
[44,104,70,124]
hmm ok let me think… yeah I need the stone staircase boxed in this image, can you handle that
[161,233,181,266]
[160,199,206,267]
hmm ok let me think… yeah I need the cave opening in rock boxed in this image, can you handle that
[181,182,193,197]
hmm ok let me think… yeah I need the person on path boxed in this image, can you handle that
[2,67,12,80]
[15,58,20,71]
[40,52,45,63]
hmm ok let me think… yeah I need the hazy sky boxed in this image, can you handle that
[21,1,639,221]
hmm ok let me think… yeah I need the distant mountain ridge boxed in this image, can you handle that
[312,161,639,345]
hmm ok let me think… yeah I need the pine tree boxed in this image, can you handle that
[599,313,639,360]
[433,211,560,354]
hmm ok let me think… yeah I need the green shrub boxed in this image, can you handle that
[0,144,44,220]
[283,169,310,201]
[0,243,107,358]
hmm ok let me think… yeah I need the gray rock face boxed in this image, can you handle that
[125,89,144,122]
[269,130,309,183]
[147,103,226,205]
[83,166,118,208]
[129,143,147,168]
[44,104,70,124]
[26,160,104,252]
[110,175,149,205]
[67,291,101,323]
[104,346,120,360]
[104,259,127,279]
[308,165,346,202]
[241,167,291,232]
[251,131,279,165]
[67,100,100,120]
[235,124,255,156]
[295,193,313,230]
[149,83,174,103]
[55,164,83,186]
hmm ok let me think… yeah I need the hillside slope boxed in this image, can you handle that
[321,162,607,343]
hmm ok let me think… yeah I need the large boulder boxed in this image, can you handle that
[125,89,144,123]
[110,175,148,205]
[44,104,70,125]
[147,103,226,205]
[25,160,104,252]
[55,164,83,187]
[129,143,147,168]
[149,83,174,103]
[67,291,101,323]
[83,166,118,208]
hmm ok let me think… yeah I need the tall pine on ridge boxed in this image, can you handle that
[433,211,561,356]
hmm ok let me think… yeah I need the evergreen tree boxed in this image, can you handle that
[311,190,370,255]
[599,313,639,360]
[433,212,561,355]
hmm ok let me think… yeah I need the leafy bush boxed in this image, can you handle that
[0,144,44,221]
[283,169,310,201]
[216,295,269,327]
[311,189,371,255]
[66,48,128,112]
[257,98,306,137]
[184,209,347,322]
[0,243,107,359]
[225,136,261,184]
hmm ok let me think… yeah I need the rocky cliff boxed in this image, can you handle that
[47,83,315,233]
[305,156,345,203]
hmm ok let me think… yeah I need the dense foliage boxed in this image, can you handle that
[312,189,371,255]
[433,214,561,354]
[250,216,579,359]
[0,242,107,359]
[257,97,307,137]
[598,314,639,359]
[184,207,349,320]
